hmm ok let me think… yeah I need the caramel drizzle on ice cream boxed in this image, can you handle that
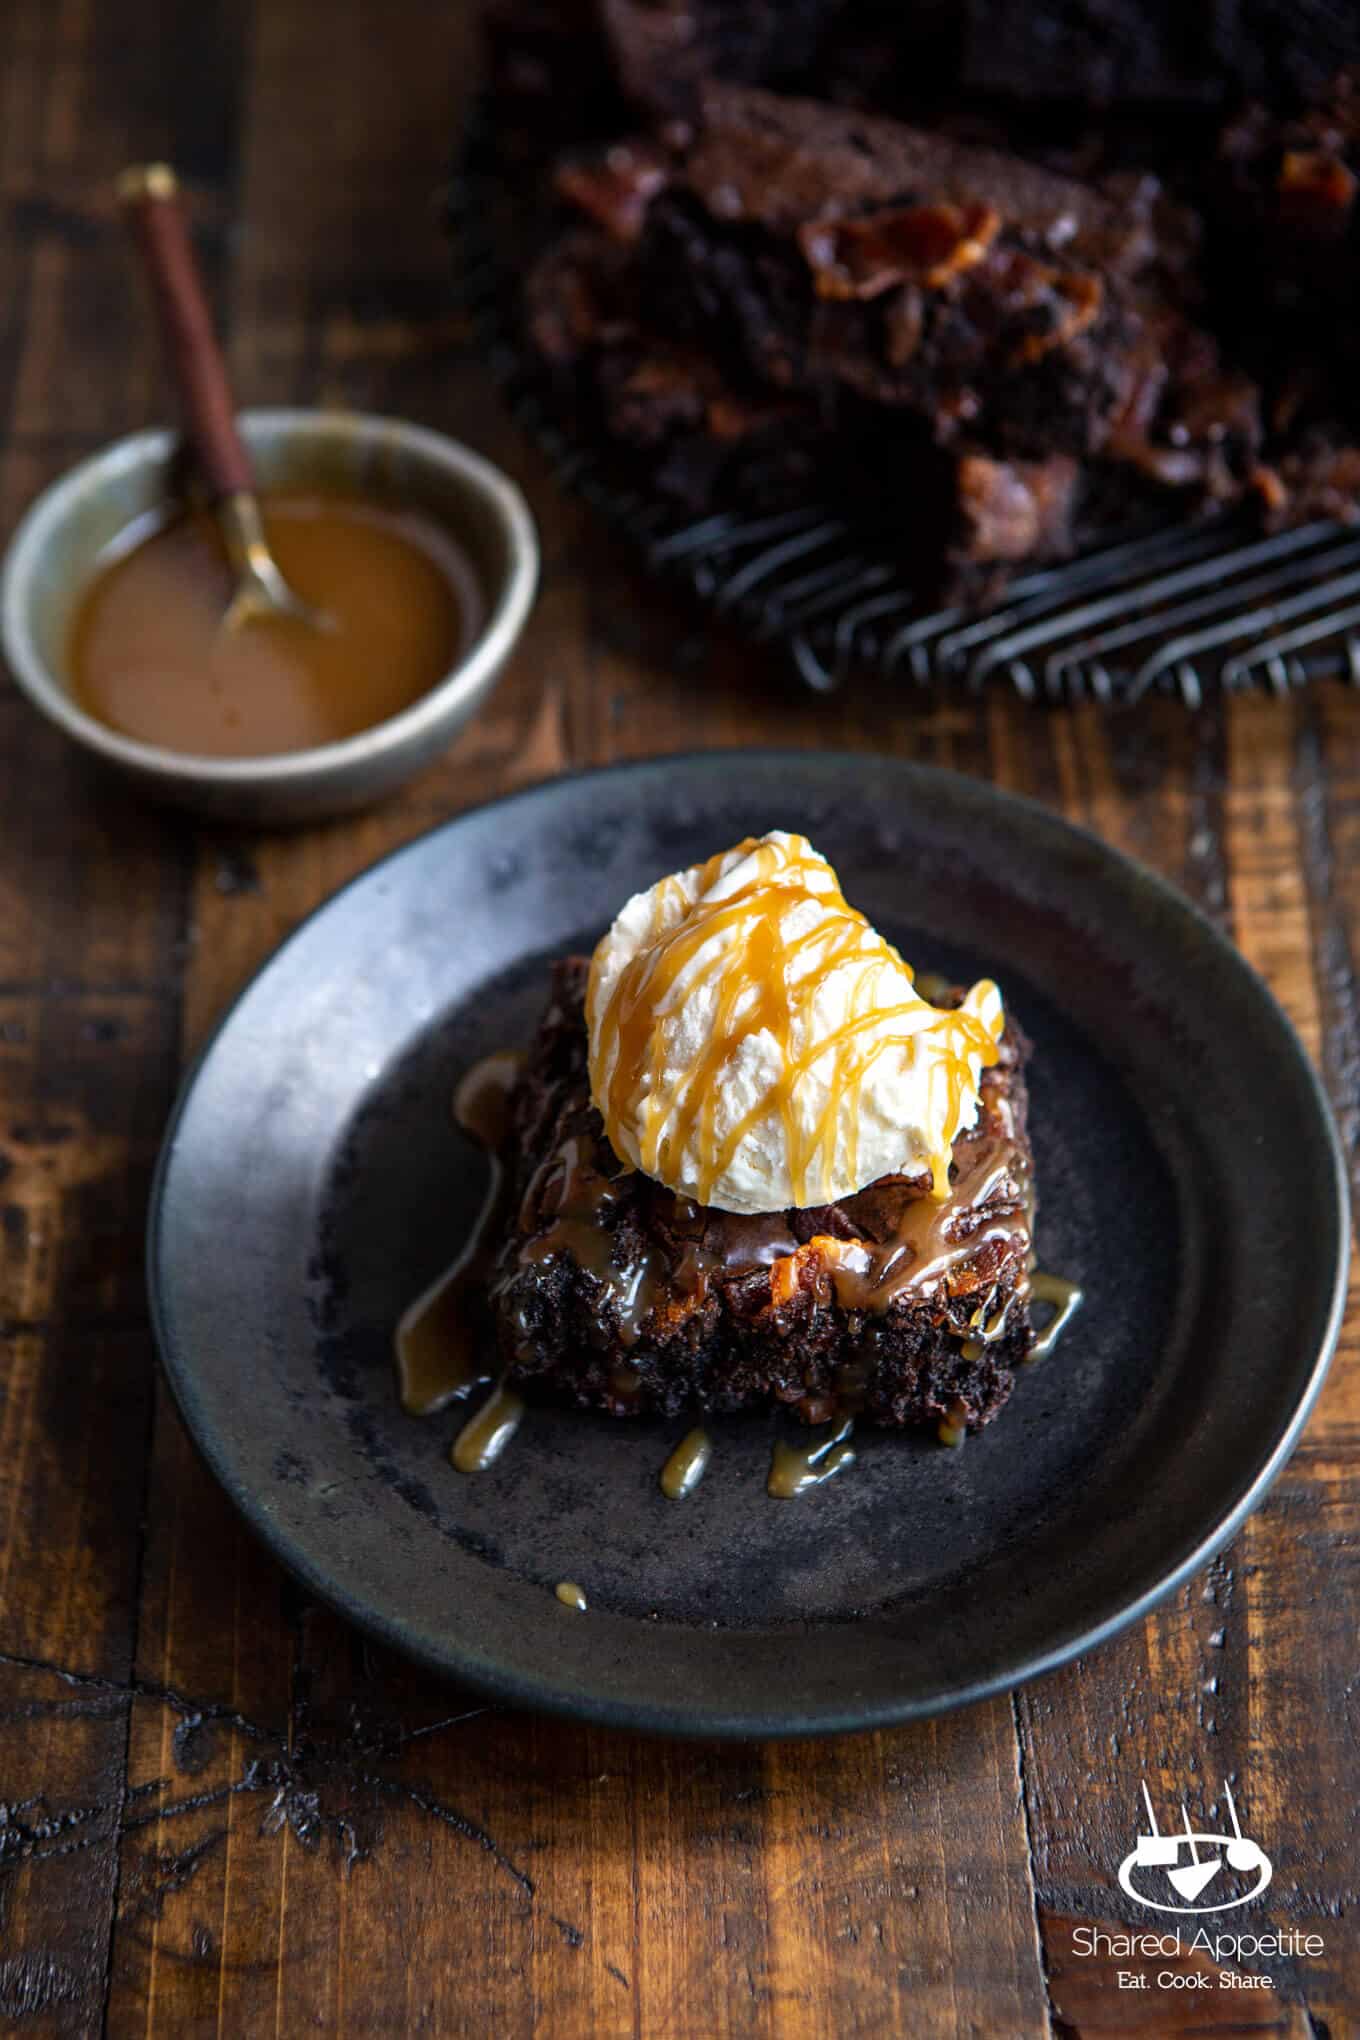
[588,834,1002,1208]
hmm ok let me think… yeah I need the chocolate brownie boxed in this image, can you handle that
[487,959,1036,1434]
[490,1,1360,600]
[526,85,1260,590]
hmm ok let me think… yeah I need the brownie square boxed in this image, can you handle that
[487,958,1037,1434]
[524,83,1260,595]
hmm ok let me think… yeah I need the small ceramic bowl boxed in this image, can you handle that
[0,408,538,824]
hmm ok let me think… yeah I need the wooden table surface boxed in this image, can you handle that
[2,5,1358,2034]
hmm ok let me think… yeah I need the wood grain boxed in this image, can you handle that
[1,4,1358,2036]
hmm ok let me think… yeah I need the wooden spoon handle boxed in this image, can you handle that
[117,163,253,501]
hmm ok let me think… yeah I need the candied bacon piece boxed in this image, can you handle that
[956,244,1104,366]
[1258,443,1360,526]
[1012,269,1103,364]
[554,140,670,243]
[797,200,1001,300]
[1251,464,1289,516]
[1278,148,1358,228]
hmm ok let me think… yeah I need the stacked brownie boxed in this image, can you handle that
[529,84,1258,595]
[491,1,1360,601]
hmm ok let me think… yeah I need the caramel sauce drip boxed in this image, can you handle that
[665,1198,801,1296]
[783,1099,1032,1319]
[768,1416,857,1498]
[395,1258,495,1417]
[514,1130,659,1342]
[451,1384,525,1473]
[589,835,1001,1209]
[937,1399,970,1448]
[555,1581,588,1611]
[393,1053,523,1416]
[1027,1270,1084,1363]
[498,1073,1030,1355]
[660,1427,713,1500]
[453,1052,522,1151]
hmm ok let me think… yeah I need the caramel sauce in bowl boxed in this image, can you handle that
[1,409,538,823]
[71,493,479,760]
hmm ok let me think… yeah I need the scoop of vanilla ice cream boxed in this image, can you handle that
[586,831,1004,1216]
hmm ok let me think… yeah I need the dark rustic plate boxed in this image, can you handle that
[148,752,1349,1737]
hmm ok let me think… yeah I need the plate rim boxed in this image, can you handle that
[147,748,1352,1737]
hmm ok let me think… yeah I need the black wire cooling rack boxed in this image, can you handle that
[448,111,1360,704]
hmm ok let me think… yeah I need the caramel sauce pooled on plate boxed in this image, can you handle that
[70,490,481,758]
[659,1427,713,1500]
[394,1051,533,1477]
[1027,1270,1085,1362]
[394,1054,521,1417]
[451,1384,525,1473]
[768,1416,857,1498]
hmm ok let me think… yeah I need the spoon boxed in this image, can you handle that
[116,162,327,636]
